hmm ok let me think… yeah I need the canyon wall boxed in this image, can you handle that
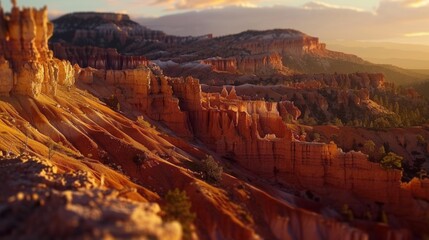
[0,5,74,97]
[76,66,192,137]
[168,77,429,210]
[77,66,411,209]
[72,56,429,236]
[202,52,284,75]
[52,12,213,51]
[236,35,325,56]
[52,44,148,70]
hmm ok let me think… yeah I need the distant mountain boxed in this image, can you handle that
[52,12,211,53]
[328,41,429,70]
[51,12,427,85]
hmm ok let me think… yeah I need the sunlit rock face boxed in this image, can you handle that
[0,4,74,97]
[52,44,148,70]
[84,64,429,233]
[202,52,285,75]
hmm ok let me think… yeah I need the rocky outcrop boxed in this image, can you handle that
[407,178,429,202]
[278,101,301,120]
[0,3,75,97]
[165,77,429,216]
[237,53,284,74]
[0,154,181,239]
[52,44,148,70]
[203,53,285,75]
[75,61,426,219]
[76,65,192,137]
[0,58,13,95]
[231,29,326,56]
[52,12,212,54]
[202,57,237,72]
[201,72,389,124]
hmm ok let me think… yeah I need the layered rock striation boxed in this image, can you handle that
[77,63,429,210]
[230,29,326,55]
[0,3,74,97]
[75,65,193,137]
[52,44,148,70]
[202,52,285,75]
[52,12,212,53]
[169,78,429,223]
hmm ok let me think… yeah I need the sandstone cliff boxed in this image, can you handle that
[75,65,193,137]
[0,4,74,97]
[76,61,429,212]
[202,52,286,75]
[52,12,212,54]
[52,44,148,70]
[170,77,429,230]
[4,2,425,238]
[91,64,429,232]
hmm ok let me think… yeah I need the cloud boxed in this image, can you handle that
[151,0,260,10]
[402,0,429,7]
[405,32,429,37]
[138,0,429,44]
[303,1,366,12]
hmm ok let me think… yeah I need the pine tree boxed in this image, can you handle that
[380,152,403,170]
[164,189,196,239]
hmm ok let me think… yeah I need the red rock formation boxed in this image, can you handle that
[202,57,237,72]
[278,101,301,120]
[235,31,326,56]
[52,44,148,70]
[407,178,429,202]
[76,66,193,137]
[0,4,74,97]
[52,12,213,52]
[79,69,404,207]
[165,77,429,226]
[202,52,285,75]
[0,57,13,96]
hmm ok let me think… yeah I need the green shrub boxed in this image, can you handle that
[163,188,196,239]
[199,155,223,183]
[380,152,403,170]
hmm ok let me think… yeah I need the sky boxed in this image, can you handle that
[1,0,381,17]
[2,0,429,45]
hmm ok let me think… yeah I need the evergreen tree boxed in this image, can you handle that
[164,189,196,239]
[380,152,403,170]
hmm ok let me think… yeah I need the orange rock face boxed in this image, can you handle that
[233,30,325,56]
[76,65,193,137]
[148,75,429,229]
[52,44,148,70]
[202,52,285,75]
[0,5,75,97]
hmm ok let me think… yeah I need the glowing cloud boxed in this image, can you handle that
[405,32,429,37]
[404,0,429,7]
[151,0,260,10]
[303,1,366,12]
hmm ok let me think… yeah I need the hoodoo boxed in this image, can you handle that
[0,1,74,96]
